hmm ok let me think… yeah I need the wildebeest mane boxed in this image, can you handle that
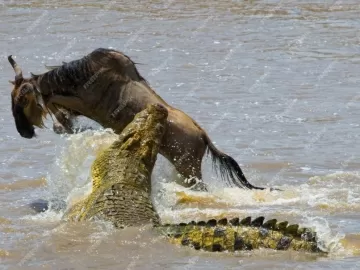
[38,55,99,94]
[36,48,149,95]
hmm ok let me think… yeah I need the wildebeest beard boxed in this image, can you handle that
[11,95,35,139]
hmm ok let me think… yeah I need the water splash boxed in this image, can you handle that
[27,129,360,256]
[45,129,117,199]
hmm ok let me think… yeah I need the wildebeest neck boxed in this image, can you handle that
[36,48,169,129]
[37,48,149,96]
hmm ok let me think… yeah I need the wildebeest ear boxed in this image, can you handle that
[14,76,24,86]
[9,80,15,85]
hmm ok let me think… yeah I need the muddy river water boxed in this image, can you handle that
[1,1,360,269]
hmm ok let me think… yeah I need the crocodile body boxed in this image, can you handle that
[63,104,324,253]
[63,103,167,227]
[161,217,321,252]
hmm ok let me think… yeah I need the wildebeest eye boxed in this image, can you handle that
[20,97,28,107]
[15,84,33,107]
[14,95,28,108]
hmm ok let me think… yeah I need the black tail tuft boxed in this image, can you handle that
[204,136,265,190]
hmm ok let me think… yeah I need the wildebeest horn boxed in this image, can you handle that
[8,55,23,78]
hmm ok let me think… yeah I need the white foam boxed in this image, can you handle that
[21,209,63,223]
[65,181,93,209]
[45,129,117,198]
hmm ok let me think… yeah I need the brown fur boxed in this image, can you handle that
[8,48,266,190]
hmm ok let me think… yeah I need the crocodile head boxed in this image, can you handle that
[91,103,169,190]
[63,103,168,227]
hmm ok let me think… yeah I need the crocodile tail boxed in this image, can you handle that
[160,216,324,253]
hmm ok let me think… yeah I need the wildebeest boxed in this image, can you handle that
[8,48,266,190]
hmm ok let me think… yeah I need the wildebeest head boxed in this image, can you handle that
[8,55,46,139]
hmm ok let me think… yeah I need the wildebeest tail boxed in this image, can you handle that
[203,134,265,190]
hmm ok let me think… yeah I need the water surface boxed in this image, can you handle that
[1,1,360,269]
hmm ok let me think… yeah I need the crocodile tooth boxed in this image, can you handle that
[206,219,217,227]
[285,224,299,237]
[298,227,306,235]
[240,216,251,226]
[229,217,239,226]
[251,216,265,227]
[218,218,228,226]
[262,219,277,230]
[276,221,289,232]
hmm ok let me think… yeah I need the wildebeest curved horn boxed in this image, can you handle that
[8,55,23,78]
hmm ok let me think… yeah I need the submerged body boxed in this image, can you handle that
[63,104,323,253]
[8,48,266,190]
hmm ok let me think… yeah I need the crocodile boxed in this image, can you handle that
[62,103,166,226]
[63,103,324,253]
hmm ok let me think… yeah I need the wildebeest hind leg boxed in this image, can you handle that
[173,156,208,191]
